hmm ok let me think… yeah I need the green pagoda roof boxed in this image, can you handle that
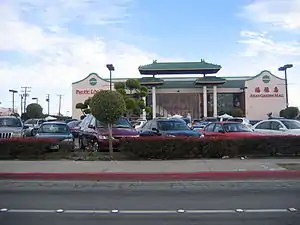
[139,77,164,86]
[194,76,226,85]
[138,59,221,75]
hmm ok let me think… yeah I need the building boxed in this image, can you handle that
[72,61,286,120]
[0,107,18,116]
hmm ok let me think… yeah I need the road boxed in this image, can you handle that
[0,180,300,225]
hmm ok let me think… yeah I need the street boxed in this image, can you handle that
[0,180,300,224]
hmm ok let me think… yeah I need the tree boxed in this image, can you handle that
[280,107,299,119]
[26,103,43,118]
[115,79,148,118]
[75,97,92,116]
[230,108,243,117]
[90,90,126,156]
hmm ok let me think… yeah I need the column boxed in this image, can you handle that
[203,86,207,117]
[152,86,156,119]
[142,97,146,120]
[213,85,218,117]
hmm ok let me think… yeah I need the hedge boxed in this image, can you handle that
[119,135,300,159]
[0,138,74,160]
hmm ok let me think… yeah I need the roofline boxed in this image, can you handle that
[246,70,285,81]
[72,73,109,85]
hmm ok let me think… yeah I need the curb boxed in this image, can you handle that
[0,171,300,181]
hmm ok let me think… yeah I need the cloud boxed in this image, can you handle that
[0,0,174,115]
[238,31,300,57]
[241,0,300,30]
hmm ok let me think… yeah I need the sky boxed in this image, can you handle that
[0,0,299,116]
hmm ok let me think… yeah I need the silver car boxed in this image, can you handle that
[0,116,27,139]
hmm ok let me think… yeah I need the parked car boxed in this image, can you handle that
[252,119,300,135]
[78,115,139,151]
[202,122,261,138]
[23,118,46,136]
[0,115,28,139]
[226,117,252,129]
[67,120,81,138]
[139,117,202,137]
[132,119,147,131]
[35,121,74,151]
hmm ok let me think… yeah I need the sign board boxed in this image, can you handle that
[250,86,284,98]
[76,89,103,95]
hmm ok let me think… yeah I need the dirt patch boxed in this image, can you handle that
[277,163,300,170]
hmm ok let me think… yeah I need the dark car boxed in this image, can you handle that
[139,117,202,137]
[67,120,81,138]
[78,115,139,151]
[202,122,262,138]
[35,122,74,150]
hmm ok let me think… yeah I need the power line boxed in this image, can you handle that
[21,86,31,113]
[57,94,63,116]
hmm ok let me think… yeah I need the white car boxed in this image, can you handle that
[252,119,300,135]
[133,119,147,131]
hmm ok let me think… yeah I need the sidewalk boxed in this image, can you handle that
[0,158,299,181]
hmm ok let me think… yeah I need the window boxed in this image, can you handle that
[157,120,190,131]
[281,120,300,129]
[204,123,215,132]
[223,123,252,132]
[39,124,70,134]
[142,121,152,130]
[213,124,223,132]
[96,117,132,128]
[227,118,243,123]
[255,121,271,129]
[0,117,22,127]
[271,121,283,130]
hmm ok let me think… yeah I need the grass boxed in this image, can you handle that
[277,163,300,170]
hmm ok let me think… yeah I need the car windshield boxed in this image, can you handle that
[223,123,252,132]
[0,118,22,127]
[97,117,132,128]
[39,124,69,134]
[282,120,300,129]
[158,120,190,131]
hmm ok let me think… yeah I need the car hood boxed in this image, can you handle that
[96,127,139,136]
[0,127,23,133]
[162,130,200,136]
[35,133,72,141]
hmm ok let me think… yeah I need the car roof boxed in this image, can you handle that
[42,121,67,125]
[209,121,241,124]
[0,116,19,118]
[154,117,185,122]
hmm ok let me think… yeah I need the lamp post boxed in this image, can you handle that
[32,97,38,103]
[9,89,18,113]
[278,64,293,108]
[106,64,115,91]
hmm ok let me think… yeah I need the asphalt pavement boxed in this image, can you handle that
[0,180,300,225]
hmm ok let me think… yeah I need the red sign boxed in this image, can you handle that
[250,86,283,98]
[76,89,103,95]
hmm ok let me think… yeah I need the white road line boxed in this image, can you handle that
[1,208,298,214]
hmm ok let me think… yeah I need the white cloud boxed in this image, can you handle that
[0,0,175,115]
[241,0,300,30]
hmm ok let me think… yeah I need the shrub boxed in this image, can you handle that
[0,138,74,160]
[119,135,300,159]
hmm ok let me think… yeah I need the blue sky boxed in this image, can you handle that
[0,0,299,115]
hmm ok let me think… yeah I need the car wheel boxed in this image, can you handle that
[90,139,100,152]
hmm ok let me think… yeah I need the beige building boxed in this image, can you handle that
[72,70,286,120]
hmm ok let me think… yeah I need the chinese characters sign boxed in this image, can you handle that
[250,86,283,98]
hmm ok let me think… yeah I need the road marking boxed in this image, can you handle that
[1,208,298,214]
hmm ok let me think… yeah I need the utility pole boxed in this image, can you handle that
[46,94,50,115]
[21,86,31,113]
[9,89,18,113]
[58,94,63,116]
[20,94,23,114]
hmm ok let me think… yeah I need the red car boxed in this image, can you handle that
[78,115,139,151]
[202,121,262,138]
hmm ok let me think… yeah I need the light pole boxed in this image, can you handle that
[9,89,18,113]
[106,64,115,91]
[278,64,293,108]
[32,97,38,103]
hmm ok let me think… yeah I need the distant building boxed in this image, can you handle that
[0,107,18,116]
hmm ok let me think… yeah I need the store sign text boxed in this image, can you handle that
[76,89,103,95]
[250,86,284,98]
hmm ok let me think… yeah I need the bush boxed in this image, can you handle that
[0,138,74,160]
[119,136,300,159]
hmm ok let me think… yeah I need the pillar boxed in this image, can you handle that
[213,85,218,117]
[142,97,146,120]
[152,86,156,119]
[203,86,207,117]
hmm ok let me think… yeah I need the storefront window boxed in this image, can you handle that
[217,93,234,114]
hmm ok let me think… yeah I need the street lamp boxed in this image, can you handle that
[32,97,38,103]
[106,64,115,91]
[278,64,293,108]
[9,89,18,113]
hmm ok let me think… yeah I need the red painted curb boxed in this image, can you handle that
[0,171,300,181]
